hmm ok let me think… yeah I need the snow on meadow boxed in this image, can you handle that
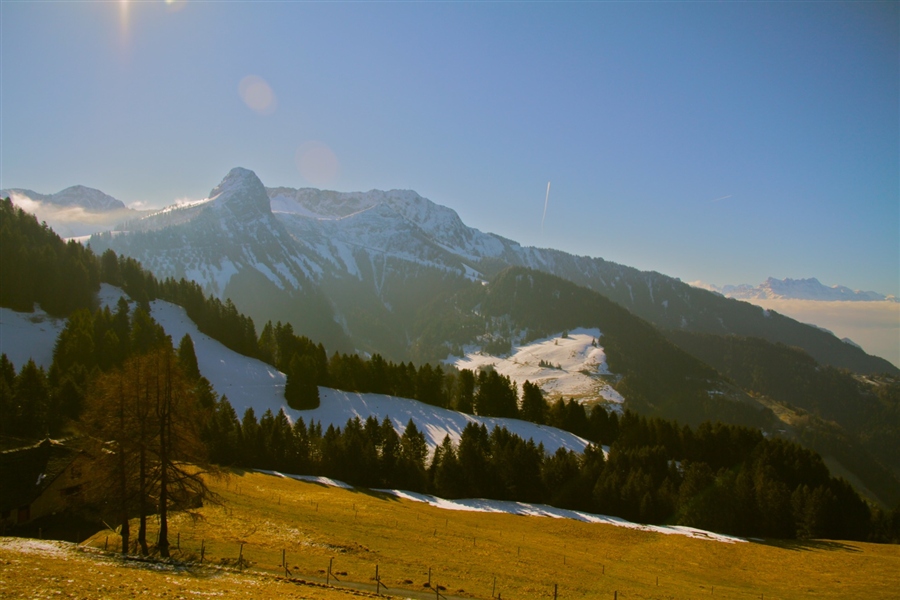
[452,328,624,408]
[0,306,66,370]
[95,285,589,456]
[260,471,744,544]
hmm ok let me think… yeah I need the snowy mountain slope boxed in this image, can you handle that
[451,328,625,408]
[92,285,591,456]
[89,168,316,297]
[694,277,897,302]
[20,166,893,374]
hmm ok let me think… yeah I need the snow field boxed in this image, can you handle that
[452,328,625,408]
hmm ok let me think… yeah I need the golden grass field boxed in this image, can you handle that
[2,468,899,599]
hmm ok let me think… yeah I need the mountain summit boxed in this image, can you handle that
[80,168,899,375]
[208,167,272,216]
[0,185,127,212]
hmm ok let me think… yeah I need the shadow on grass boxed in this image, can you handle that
[247,467,404,502]
[8,512,105,545]
[760,538,862,553]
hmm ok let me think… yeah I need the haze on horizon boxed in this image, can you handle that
[1,1,897,299]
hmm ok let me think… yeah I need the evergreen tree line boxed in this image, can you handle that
[0,201,614,447]
[0,198,99,315]
[0,199,260,361]
[0,300,215,556]
[0,292,218,440]
[4,197,899,542]
[201,400,900,543]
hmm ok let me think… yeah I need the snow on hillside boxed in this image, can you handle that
[261,471,743,544]
[0,306,66,370]
[451,328,625,409]
[95,285,589,456]
[97,285,288,414]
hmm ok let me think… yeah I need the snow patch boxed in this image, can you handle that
[0,306,66,370]
[252,472,744,544]
[452,328,624,407]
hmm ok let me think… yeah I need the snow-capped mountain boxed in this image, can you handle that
[89,168,314,295]
[2,185,127,212]
[694,277,896,302]
[48,167,893,375]
[2,185,139,238]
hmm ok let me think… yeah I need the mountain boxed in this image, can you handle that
[83,167,897,376]
[1,185,139,238]
[2,185,127,212]
[694,277,897,303]
[87,168,351,348]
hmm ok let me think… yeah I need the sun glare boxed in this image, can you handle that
[296,142,340,187]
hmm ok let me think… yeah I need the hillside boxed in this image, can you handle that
[6,469,898,599]
[2,197,897,534]
[0,283,590,457]
[452,327,626,408]
[78,168,896,375]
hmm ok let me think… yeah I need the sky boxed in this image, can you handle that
[1,1,898,297]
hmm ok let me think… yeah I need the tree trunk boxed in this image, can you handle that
[117,380,130,556]
[138,442,148,556]
[157,355,171,558]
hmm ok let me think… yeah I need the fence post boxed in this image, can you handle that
[554,583,558,600]
[200,540,205,563]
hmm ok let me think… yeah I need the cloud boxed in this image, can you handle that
[9,194,135,237]
[746,298,900,368]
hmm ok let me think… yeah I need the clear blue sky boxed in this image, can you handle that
[2,1,897,296]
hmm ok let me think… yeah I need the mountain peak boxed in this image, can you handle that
[208,168,270,215]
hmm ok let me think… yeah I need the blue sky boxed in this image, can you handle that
[2,1,897,296]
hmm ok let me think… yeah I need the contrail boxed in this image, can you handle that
[712,194,733,202]
[541,181,551,234]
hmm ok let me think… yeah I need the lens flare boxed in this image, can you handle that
[295,142,340,187]
[118,0,130,44]
[238,75,277,116]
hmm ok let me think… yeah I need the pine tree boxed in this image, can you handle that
[520,380,546,424]
[177,334,201,381]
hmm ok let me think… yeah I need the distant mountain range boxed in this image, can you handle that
[5,168,896,375]
[81,167,897,376]
[692,277,897,303]
[1,185,127,211]
[0,185,143,238]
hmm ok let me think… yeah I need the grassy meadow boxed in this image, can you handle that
[58,469,899,599]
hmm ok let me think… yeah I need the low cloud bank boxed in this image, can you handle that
[747,299,899,369]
